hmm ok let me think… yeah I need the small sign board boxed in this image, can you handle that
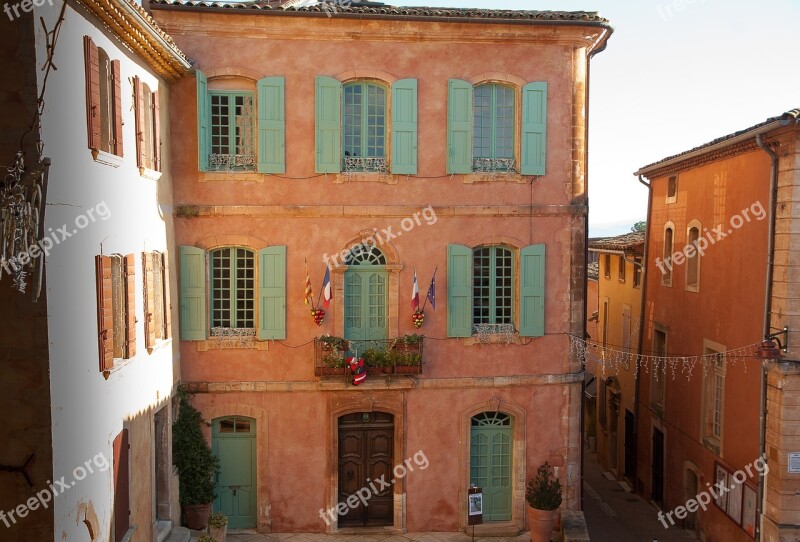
[788,453,800,473]
[468,487,483,526]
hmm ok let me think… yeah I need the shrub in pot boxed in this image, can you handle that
[525,462,562,542]
[173,386,220,529]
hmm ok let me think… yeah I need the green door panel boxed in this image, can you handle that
[470,414,512,521]
[213,418,257,529]
[344,268,388,346]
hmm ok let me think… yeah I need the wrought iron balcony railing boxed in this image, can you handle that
[209,153,256,171]
[472,158,517,173]
[343,156,389,174]
[314,336,424,376]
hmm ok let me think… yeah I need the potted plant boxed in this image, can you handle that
[198,534,216,542]
[173,386,220,529]
[363,348,391,374]
[208,511,228,541]
[319,335,349,351]
[525,462,562,542]
[317,336,349,375]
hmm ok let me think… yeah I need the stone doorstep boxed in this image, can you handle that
[466,523,520,537]
[166,526,190,542]
[157,521,174,542]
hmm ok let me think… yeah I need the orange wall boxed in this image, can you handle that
[639,149,770,542]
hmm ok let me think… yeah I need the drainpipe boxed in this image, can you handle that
[634,174,653,496]
[580,27,612,511]
[755,133,778,541]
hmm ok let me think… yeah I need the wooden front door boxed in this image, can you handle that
[470,412,512,521]
[338,412,394,527]
[213,417,257,529]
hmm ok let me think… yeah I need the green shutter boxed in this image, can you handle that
[391,78,418,174]
[447,79,473,174]
[519,244,545,337]
[179,246,206,340]
[521,82,547,176]
[196,70,209,172]
[315,76,342,173]
[257,76,286,174]
[258,246,286,340]
[447,244,473,337]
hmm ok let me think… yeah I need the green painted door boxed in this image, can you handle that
[470,412,512,521]
[213,417,257,529]
[344,267,388,347]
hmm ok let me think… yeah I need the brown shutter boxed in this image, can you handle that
[123,253,136,358]
[162,250,171,339]
[84,36,101,150]
[113,429,130,542]
[133,76,143,168]
[142,252,155,349]
[112,59,123,157]
[152,91,161,172]
[96,255,114,371]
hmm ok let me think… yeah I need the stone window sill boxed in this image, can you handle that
[147,338,173,355]
[91,149,124,168]
[462,172,528,184]
[139,166,162,181]
[200,171,264,183]
[195,338,270,351]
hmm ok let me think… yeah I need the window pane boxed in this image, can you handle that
[472,84,515,164]
[211,94,230,155]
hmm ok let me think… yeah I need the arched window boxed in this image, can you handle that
[662,226,674,287]
[344,244,386,266]
[686,223,701,290]
[471,412,511,426]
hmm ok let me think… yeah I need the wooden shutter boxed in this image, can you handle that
[153,91,161,171]
[447,244,473,337]
[162,251,172,339]
[123,254,136,358]
[84,36,101,150]
[519,244,545,337]
[447,79,473,174]
[113,429,130,542]
[142,252,155,349]
[315,76,341,173]
[112,59,123,157]
[258,246,286,340]
[196,70,209,171]
[257,76,286,174]
[391,78,418,174]
[133,76,144,168]
[520,82,548,175]
[96,255,114,371]
[179,246,206,340]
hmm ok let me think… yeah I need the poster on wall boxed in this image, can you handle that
[727,479,743,525]
[468,487,483,526]
[742,485,757,537]
[715,464,729,510]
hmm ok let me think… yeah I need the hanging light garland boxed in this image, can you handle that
[568,335,761,382]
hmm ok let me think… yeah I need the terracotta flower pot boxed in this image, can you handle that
[527,506,558,542]
[182,503,212,529]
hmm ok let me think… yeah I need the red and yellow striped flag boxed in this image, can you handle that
[304,259,313,305]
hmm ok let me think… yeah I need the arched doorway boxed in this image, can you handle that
[344,246,388,349]
[470,412,512,521]
[337,412,394,527]
[212,416,257,529]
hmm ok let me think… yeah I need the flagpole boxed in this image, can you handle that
[421,267,437,312]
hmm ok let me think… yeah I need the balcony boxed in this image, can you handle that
[314,335,424,376]
[209,153,256,171]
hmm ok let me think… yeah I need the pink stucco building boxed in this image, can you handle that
[151,2,612,533]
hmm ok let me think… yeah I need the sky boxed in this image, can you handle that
[390,0,800,236]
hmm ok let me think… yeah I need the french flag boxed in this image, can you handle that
[411,267,419,310]
[322,266,332,308]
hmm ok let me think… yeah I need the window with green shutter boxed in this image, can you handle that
[446,80,548,176]
[257,76,286,174]
[179,246,207,340]
[258,246,286,340]
[446,243,545,338]
[343,81,387,173]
